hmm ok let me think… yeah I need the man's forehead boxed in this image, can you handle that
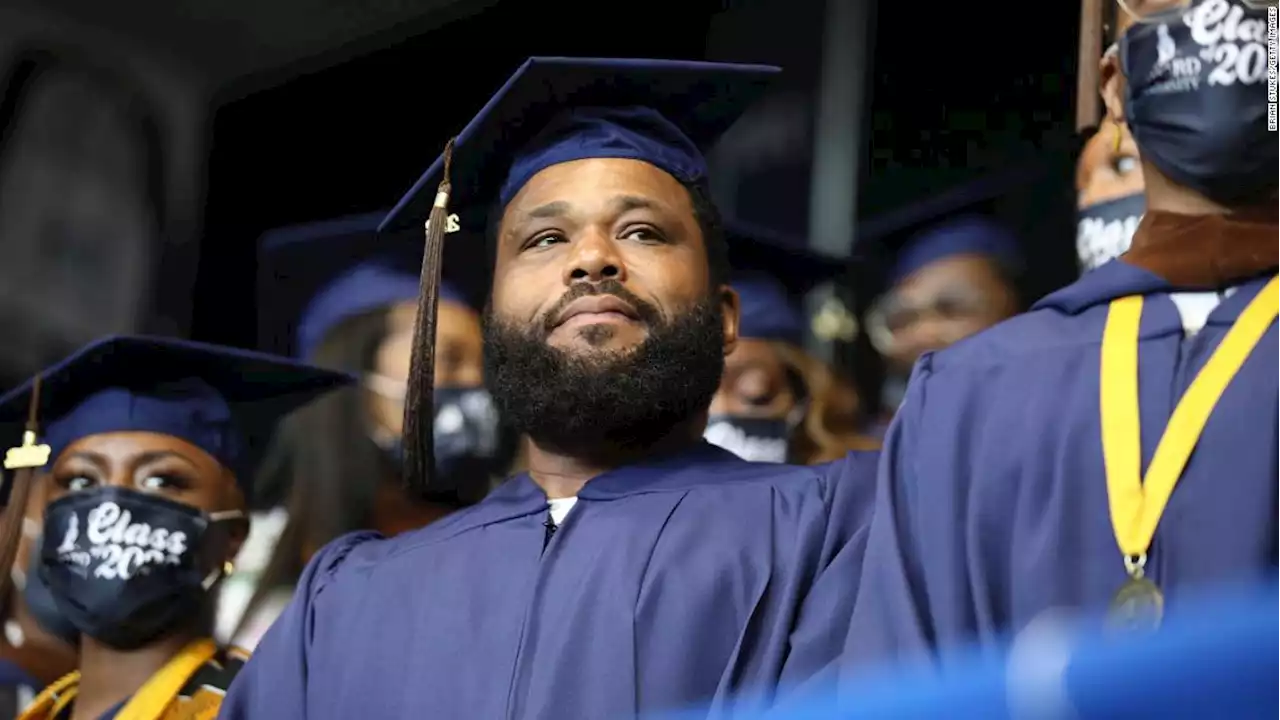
[499,160,692,226]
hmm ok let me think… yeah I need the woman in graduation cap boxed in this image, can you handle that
[226,212,517,649]
[705,220,878,464]
[0,335,349,720]
[841,0,1278,675]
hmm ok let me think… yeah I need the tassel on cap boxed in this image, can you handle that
[402,138,458,500]
[4,375,50,472]
[0,374,48,618]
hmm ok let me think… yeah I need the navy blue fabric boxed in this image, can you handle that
[889,214,1021,286]
[725,221,844,345]
[0,335,353,492]
[501,107,705,207]
[258,211,483,360]
[220,445,879,718]
[841,260,1278,672]
[734,273,806,345]
[1120,0,1276,205]
[379,57,779,234]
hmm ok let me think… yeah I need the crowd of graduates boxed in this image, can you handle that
[0,0,1275,717]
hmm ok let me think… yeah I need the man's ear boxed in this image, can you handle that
[719,285,740,357]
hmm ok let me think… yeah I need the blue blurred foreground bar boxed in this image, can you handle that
[653,582,1278,720]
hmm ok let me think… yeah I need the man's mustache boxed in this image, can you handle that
[540,280,660,336]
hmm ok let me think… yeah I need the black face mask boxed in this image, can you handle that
[373,387,516,501]
[1077,193,1146,273]
[40,487,240,650]
[1121,0,1276,205]
[703,415,795,464]
[21,540,79,645]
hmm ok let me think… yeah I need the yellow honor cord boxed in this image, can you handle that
[21,639,220,720]
[1101,276,1279,566]
[116,638,219,720]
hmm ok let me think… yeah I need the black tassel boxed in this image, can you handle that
[403,138,457,499]
[0,375,49,618]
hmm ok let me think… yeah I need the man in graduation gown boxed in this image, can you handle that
[220,57,876,719]
[842,0,1278,672]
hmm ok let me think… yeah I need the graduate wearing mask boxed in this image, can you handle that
[842,0,1278,673]
[222,57,876,719]
[706,221,877,464]
[1076,5,1147,274]
[861,189,1023,425]
[225,212,514,648]
[1076,117,1146,273]
[0,336,349,720]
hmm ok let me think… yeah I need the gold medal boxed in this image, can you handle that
[1107,575,1164,631]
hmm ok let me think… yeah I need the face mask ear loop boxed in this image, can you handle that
[200,563,228,592]
[200,510,244,590]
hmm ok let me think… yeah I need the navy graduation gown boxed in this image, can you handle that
[844,261,1278,670]
[220,443,876,719]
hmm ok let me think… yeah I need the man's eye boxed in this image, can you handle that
[527,234,565,250]
[622,228,664,243]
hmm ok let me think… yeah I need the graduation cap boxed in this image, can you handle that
[379,56,781,234]
[375,56,781,497]
[258,211,490,360]
[0,335,354,494]
[859,169,1032,289]
[725,220,846,346]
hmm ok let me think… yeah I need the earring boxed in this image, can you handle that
[223,561,235,577]
[1113,124,1123,153]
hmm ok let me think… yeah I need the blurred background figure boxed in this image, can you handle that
[224,213,514,649]
[841,0,1278,675]
[1074,5,1145,275]
[0,0,1085,460]
[860,184,1025,432]
[0,336,348,720]
[1075,116,1145,273]
[706,221,877,465]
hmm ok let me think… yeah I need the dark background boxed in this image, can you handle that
[195,0,1082,350]
[0,0,1086,389]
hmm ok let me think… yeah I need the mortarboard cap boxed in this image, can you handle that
[859,169,1031,287]
[258,211,489,360]
[0,336,353,495]
[379,57,781,234]
[889,214,1021,286]
[726,220,845,346]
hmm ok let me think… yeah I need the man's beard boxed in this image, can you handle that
[482,281,725,453]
